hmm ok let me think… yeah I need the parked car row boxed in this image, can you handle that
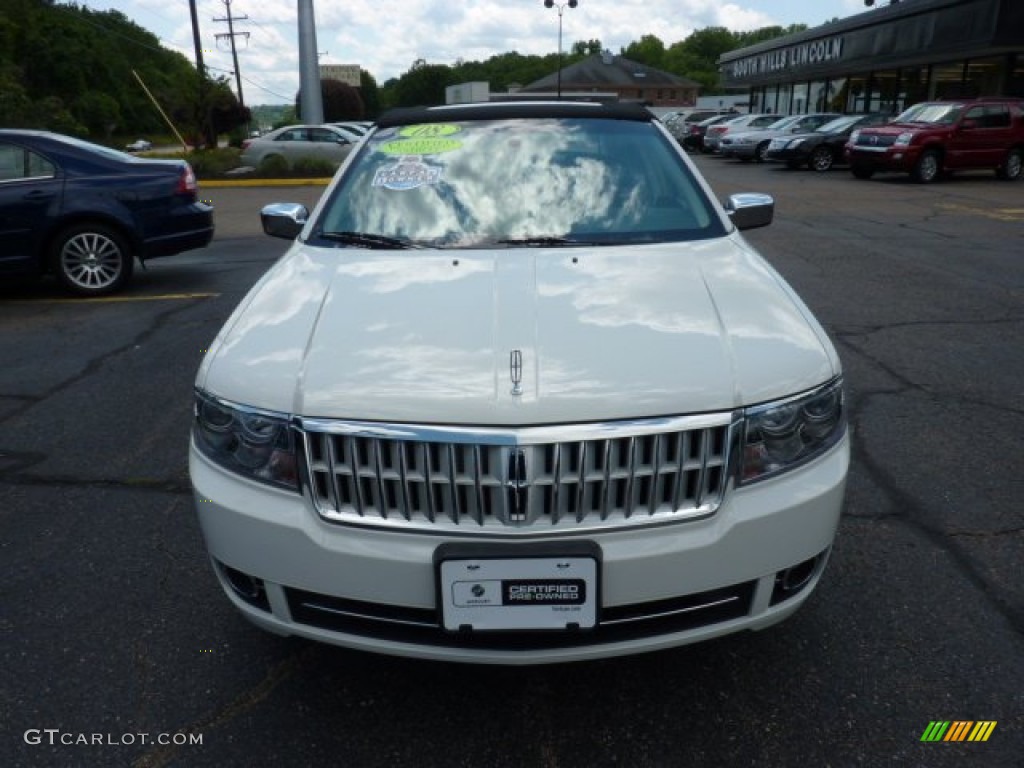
[699,97,1024,182]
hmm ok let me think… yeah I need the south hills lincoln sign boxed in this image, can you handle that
[729,36,845,79]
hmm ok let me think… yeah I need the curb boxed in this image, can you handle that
[200,178,332,188]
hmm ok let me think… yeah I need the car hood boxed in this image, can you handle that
[197,237,839,424]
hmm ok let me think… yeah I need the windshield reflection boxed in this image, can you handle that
[314,117,721,248]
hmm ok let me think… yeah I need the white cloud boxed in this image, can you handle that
[83,0,858,103]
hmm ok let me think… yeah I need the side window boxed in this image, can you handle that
[984,106,1010,128]
[0,145,56,181]
[277,129,307,142]
[963,106,986,125]
[310,128,345,144]
[27,150,56,178]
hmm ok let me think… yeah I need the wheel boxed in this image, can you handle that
[996,147,1022,180]
[49,223,134,296]
[755,141,770,163]
[810,146,834,172]
[851,165,874,180]
[911,150,941,183]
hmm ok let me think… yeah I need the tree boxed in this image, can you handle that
[621,34,666,68]
[296,78,366,121]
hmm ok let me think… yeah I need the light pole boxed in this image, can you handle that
[543,0,578,99]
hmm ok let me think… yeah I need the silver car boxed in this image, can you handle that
[704,114,783,153]
[239,124,356,170]
[720,113,842,162]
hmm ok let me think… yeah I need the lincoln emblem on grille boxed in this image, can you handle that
[505,448,529,522]
[510,349,523,396]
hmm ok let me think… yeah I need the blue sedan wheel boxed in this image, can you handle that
[51,224,134,295]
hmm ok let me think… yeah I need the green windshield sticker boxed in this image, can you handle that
[379,137,462,155]
[398,124,461,138]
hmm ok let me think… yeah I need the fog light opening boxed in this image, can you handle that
[221,564,268,609]
[770,553,825,606]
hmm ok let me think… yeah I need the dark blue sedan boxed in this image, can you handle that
[0,130,214,295]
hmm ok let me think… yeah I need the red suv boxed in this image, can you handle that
[845,98,1024,182]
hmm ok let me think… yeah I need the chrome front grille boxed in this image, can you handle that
[300,415,737,534]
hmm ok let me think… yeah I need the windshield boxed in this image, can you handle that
[893,103,963,124]
[765,115,801,131]
[817,116,861,133]
[312,117,725,249]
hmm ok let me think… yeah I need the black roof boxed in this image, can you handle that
[376,101,654,128]
[522,53,699,91]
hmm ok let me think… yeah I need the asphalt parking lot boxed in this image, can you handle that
[1,156,1022,767]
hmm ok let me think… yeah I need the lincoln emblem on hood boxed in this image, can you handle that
[510,349,523,396]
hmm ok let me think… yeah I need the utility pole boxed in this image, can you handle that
[214,0,249,108]
[188,0,214,147]
[297,0,324,123]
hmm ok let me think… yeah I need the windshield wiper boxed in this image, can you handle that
[496,236,599,247]
[318,231,422,249]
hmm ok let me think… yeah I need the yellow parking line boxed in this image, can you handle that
[201,178,331,188]
[19,292,220,304]
[937,203,1024,222]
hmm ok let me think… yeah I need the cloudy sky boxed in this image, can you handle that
[79,0,874,104]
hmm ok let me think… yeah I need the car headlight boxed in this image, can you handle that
[894,132,914,146]
[788,138,805,148]
[740,378,846,484]
[193,390,299,490]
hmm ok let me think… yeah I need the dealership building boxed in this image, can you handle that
[717,0,1024,115]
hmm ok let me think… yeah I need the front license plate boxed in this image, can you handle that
[439,556,598,632]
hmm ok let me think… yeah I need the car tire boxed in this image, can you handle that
[810,146,834,172]
[851,165,874,179]
[755,141,770,163]
[995,147,1022,180]
[911,150,941,183]
[49,223,134,296]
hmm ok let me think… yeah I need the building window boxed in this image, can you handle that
[808,80,829,112]
[965,56,1008,97]
[793,82,809,114]
[932,60,968,99]
[873,70,901,114]
[901,66,930,109]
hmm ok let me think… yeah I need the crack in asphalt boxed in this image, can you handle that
[0,300,197,428]
[0,470,191,495]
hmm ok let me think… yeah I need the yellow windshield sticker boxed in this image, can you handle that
[398,124,461,138]
[379,137,462,155]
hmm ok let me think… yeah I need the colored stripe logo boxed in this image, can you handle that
[921,721,997,742]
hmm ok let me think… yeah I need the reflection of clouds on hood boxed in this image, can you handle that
[335,255,492,293]
[220,251,328,354]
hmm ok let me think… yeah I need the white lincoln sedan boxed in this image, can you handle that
[189,101,849,664]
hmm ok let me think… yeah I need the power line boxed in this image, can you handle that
[213,0,250,107]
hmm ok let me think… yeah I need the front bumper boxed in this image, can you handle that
[846,147,918,173]
[190,434,849,664]
[721,143,758,159]
[765,147,810,164]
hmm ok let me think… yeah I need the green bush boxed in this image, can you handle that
[291,157,338,177]
[257,154,291,176]
[186,148,243,177]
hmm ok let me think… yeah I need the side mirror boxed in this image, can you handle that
[724,193,774,231]
[261,203,308,240]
